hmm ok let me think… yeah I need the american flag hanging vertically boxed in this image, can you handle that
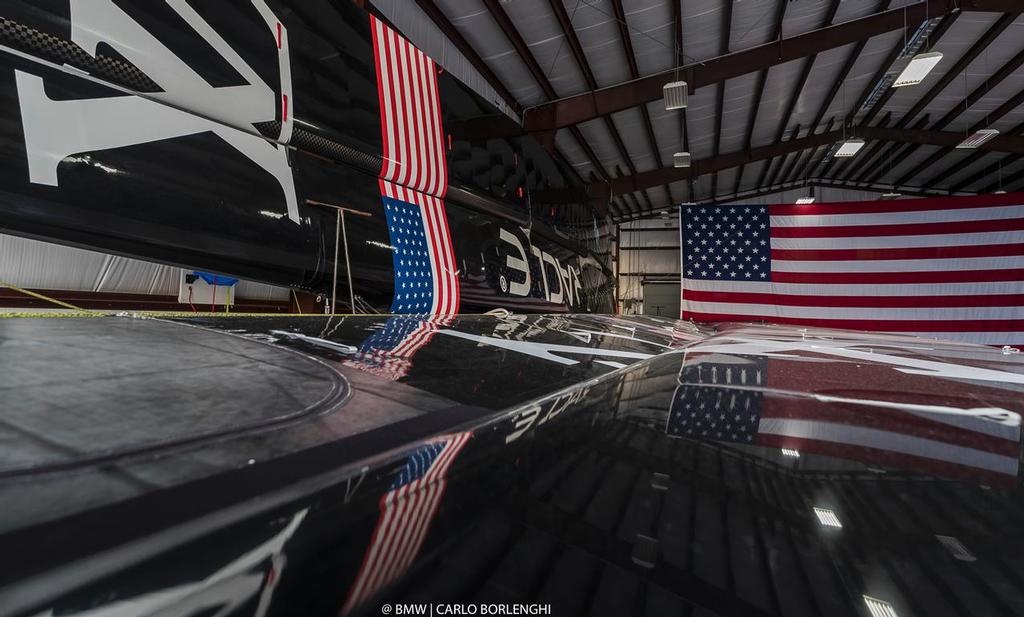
[680,194,1024,345]
[342,432,471,613]
[370,15,459,316]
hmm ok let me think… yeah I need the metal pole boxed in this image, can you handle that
[332,210,340,314]
[340,210,355,313]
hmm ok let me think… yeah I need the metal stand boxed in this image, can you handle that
[305,199,372,314]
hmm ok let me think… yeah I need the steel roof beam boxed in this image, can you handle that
[585,124,1024,200]
[709,0,734,202]
[546,0,654,211]
[786,117,837,183]
[609,0,672,208]
[521,0,1015,133]
[758,0,841,190]
[858,12,1020,184]
[479,0,613,216]
[733,0,788,198]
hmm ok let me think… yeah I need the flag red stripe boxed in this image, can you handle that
[681,311,1024,331]
[771,243,1024,261]
[683,289,1024,308]
[771,217,1024,238]
[769,192,1024,216]
[772,268,1024,284]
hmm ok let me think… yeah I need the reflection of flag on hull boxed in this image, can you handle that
[668,359,1021,484]
[345,315,450,381]
[342,432,471,613]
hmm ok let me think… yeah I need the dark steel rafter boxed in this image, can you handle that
[757,0,842,190]
[982,162,1024,192]
[835,12,959,180]
[889,46,1024,186]
[734,0,788,198]
[546,0,653,211]
[946,146,1022,193]
[413,0,589,192]
[617,178,949,220]
[413,0,520,113]
[672,0,695,204]
[930,115,1024,191]
[521,0,1017,133]
[479,0,613,207]
[609,0,672,208]
[786,117,836,183]
[859,12,1021,184]
[767,123,802,187]
[822,112,892,180]
[710,0,734,202]
[580,123,1024,201]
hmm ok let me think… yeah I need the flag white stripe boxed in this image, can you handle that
[773,255,1024,273]
[682,299,1024,321]
[759,418,1019,474]
[770,230,1024,249]
[375,19,396,181]
[682,278,1024,296]
[770,204,1024,228]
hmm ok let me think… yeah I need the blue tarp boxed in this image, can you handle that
[192,271,238,286]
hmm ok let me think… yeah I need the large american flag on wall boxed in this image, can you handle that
[680,194,1024,346]
[370,15,459,315]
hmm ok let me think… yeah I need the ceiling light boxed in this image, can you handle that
[881,192,901,200]
[956,128,1000,149]
[795,197,815,204]
[995,189,1007,194]
[673,152,691,168]
[813,507,842,528]
[781,448,800,457]
[892,51,943,88]
[834,138,865,158]
[936,535,976,561]
[863,596,899,617]
[663,81,688,110]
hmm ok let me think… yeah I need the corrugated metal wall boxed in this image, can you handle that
[0,234,288,301]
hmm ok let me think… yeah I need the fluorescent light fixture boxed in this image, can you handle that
[795,197,815,204]
[813,507,842,528]
[834,138,865,158]
[892,51,943,88]
[863,596,899,617]
[995,189,1007,194]
[781,448,800,457]
[673,152,691,168]
[663,81,688,110]
[936,535,976,561]
[881,192,901,200]
[956,128,1000,149]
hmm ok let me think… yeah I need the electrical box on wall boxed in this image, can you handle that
[178,270,237,307]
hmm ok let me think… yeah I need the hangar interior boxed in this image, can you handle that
[1,2,1024,617]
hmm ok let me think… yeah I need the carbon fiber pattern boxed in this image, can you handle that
[289,126,383,173]
[0,16,160,92]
